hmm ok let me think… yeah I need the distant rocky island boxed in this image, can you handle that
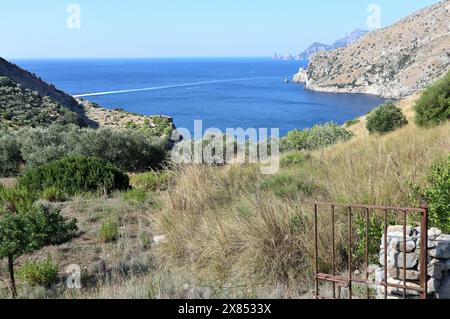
[273,29,368,62]
[293,0,450,98]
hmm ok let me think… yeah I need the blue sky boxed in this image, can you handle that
[0,0,441,58]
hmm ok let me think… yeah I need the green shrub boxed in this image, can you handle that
[0,77,82,128]
[415,71,450,127]
[18,156,130,195]
[122,188,150,205]
[41,187,67,202]
[423,155,450,233]
[98,220,119,243]
[280,122,354,152]
[17,258,59,287]
[345,119,360,127]
[262,173,319,199]
[0,187,35,214]
[16,125,167,171]
[280,152,309,168]
[0,131,23,177]
[130,171,173,191]
[366,102,408,135]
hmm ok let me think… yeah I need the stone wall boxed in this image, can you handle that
[376,226,450,299]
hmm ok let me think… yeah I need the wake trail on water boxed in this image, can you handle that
[73,77,280,98]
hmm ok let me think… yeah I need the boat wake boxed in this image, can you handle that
[73,77,279,98]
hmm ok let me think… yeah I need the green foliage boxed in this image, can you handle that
[0,76,82,128]
[14,125,167,172]
[0,130,23,176]
[0,187,35,214]
[0,203,77,259]
[262,173,319,199]
[354,213,385,264]
[415,71,450,128]
[17,258,59,287]
[41,187,67,202]
[98,220,119,243]
[18,156,130,195]
[280,152,309,168]
[130,171,173,191]
[122,188,150,205]
[423,155,450,233]
[345,119,361,127]
[366,102,408,135]
[280,122,354,152]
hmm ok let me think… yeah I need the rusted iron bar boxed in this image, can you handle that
[314,203,319,299]
[331,205,336,299]
[365,208,370,299]
[403,211,408,299]
[420,206,428,300]
[315,202,427,213]
[348,207,352,300]
[384,209,388,299]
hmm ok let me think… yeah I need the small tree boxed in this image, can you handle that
[366,102,408,135]
[0,197,77,298]
[415,71,450,128]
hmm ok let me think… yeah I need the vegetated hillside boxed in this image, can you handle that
[297,0,450,98]
[0,76,83,129]
[0,58,86,118]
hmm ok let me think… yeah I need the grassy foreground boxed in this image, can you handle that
[1,117,448,299]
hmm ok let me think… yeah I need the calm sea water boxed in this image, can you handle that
[14,58,384,136]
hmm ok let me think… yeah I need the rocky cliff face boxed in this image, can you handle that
[298,0,450,98]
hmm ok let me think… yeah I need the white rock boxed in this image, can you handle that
[153,235,167,245]
[388,267,421,281]
[387,278,420,296]
[387,251,419,269]
[428,228,443,240]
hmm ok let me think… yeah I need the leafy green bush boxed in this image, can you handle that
[281,122,354,152]
[415,71,450,128]
[130,171,173,191]
[41,187,67,202]
[366,102,408,135]
[15,125,167,171]
[0,130,23,177]
[18,258,59,287]
[18,156,130,195]
[98,220,119,243]
[423,155,450,233]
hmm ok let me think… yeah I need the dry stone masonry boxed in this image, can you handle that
[375,226,450,299]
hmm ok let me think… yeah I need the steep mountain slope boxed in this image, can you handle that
[0,76,83,129]
[297,0,450,98]
[0,58,84,116]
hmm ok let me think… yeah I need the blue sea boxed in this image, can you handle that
[14,58,385,136]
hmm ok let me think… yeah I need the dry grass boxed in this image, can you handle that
[153,121,450,295]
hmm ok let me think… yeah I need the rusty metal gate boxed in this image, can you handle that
[313,202,428,299]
